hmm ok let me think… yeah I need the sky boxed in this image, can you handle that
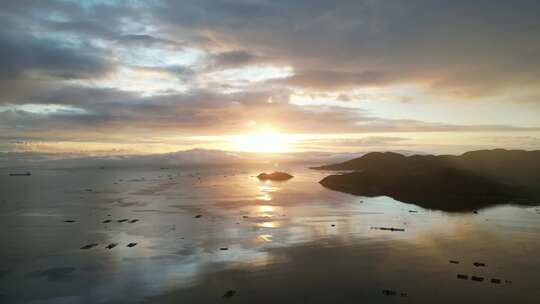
[1,0,540,157]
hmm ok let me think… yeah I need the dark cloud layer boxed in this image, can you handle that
[158,0,540,95]
[0,30,111,80]
[211,50,261,69]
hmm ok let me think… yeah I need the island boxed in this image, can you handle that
[257,172,294,181]
[314,149,540,212]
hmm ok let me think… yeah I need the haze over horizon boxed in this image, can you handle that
[2,1,540,158]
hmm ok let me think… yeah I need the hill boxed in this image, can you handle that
[315,149,540,211]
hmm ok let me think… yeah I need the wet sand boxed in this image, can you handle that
[1,167,540,303]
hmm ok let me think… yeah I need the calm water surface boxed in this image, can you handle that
[1,166,539,303]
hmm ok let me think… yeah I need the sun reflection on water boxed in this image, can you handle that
[259,205,274,213]
[257,193,272,201]
[258,234,273,242]
[258,221,280,228]
[256,184,278,201]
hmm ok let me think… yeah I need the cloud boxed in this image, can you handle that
[0,31,112,80]
[113,35,186,50]
[3,0,540,97]
[2,85,538,146]
[1,0,540,156]
[156,0,540,97]
[281,70,392,90]
[210,50,261,69]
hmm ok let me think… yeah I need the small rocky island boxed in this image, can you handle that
[314,149,540,212]
[257,172,294,181]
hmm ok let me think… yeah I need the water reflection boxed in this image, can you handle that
[256,184,277,201]
[257,221,280,228]
[258,205,274,213]
[258,234,273,242]
[0,167,539,303]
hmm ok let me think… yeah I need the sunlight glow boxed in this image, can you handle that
[259,205,274,213]
[233,128,292,153]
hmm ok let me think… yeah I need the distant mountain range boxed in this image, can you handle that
[0,149,421,169]
[314,149,540,211]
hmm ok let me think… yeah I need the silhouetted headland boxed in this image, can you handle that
[314,149,540,211]
[257,172,294,181]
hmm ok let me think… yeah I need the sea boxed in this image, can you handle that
[1,165,539,303]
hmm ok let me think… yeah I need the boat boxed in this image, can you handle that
[9,172,32,176]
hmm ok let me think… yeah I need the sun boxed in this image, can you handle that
[233,128,291,153]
